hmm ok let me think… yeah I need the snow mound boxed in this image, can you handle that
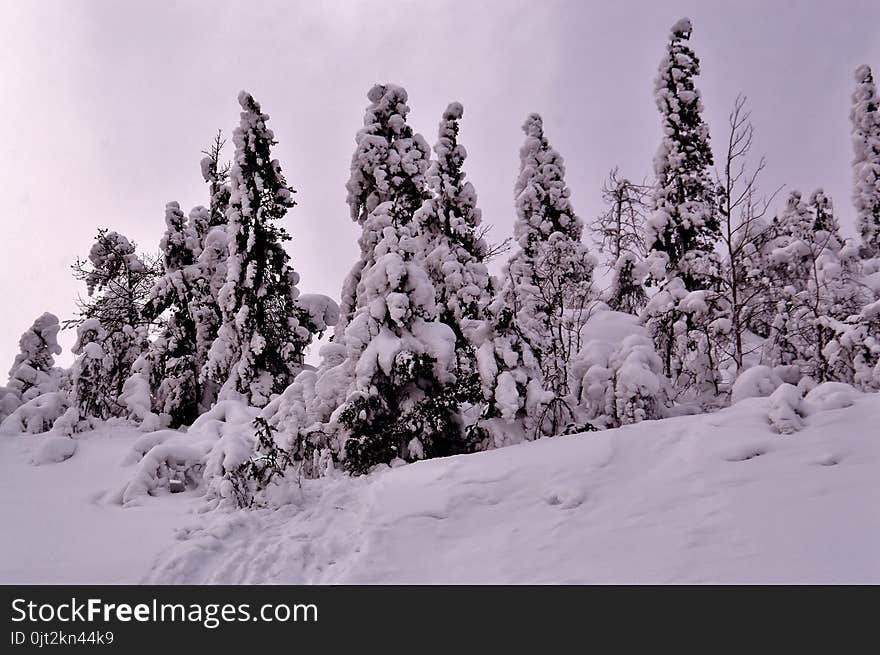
[802,382,858,415]
[31,435,77,466]
[768,384,804,434]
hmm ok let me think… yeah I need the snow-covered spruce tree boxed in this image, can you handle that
[591,168,650,314]
[483,114,595,440]
[62,320,120,428]
[187,135,233,411]
[190,217,228,411]
[416,102,493,408]
[764,190,867,382]
[7,313,63,403]
[851,65,880,258]
[643,18,725,399]
[259,84,459,481]
[646,17,719,291]
[337,83,433,335]
[140,201,202,427]
[328,85,463,473]
[67,230,155,422]
[608,251,648,316]
[334,211,460,474]
[203,91,322,407]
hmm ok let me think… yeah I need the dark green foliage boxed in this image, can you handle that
[341,352,464,475]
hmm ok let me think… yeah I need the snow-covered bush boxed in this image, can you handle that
[763,190,868,382]
[0,391,68,435]
[120,443,207,506]
[0,387,19,423]
[116,400,259,507]
[610,335,667,425]
[731,365,784,405]
[823,299,880,391]
[119,356,164,432]
[572,328,667,429]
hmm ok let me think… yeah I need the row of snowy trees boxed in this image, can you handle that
[2,17,879,498]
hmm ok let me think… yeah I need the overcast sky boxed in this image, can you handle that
[1,0,879,369]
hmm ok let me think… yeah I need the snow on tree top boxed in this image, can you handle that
[443,102,464,121]
[368,83,406,105]
[237,90,257,110]
[670,17,693,37]
[855,64,873,84]
[522,113,543,138]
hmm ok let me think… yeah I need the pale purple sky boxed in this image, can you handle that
[1,0,879,369]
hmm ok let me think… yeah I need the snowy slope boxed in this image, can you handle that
[2,392,879,584]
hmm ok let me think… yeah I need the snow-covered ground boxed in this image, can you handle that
[2,390,879,584]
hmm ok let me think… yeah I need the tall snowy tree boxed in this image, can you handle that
[646,17,719,291]
[67,230,155,419]
[141,201,202,426]
[643,18,724,398]
[330,85,461,472]
[336,83,432,335]
[482,114,595,440]
[203,91,322,407]
[185,133,233,411]
[851,65,880,258]
[259,84,460,479]
[417,102,493,406]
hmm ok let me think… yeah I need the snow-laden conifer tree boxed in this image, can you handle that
[608,252,648,315]
[63,320,116,427]
[259,84,459,479]
[481,114,595,440]
[7,313,63,403]
[186,134,232,410]
[416,102,493,407]
[140,201,202,426]
[646,17,718,290]
[764,190,867,381]
[66,230,155,421]
[203,91,322,407]
[336,83,432,335]
[322,85,461,472]
[643,18,724,398]
[851,65,880,258]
